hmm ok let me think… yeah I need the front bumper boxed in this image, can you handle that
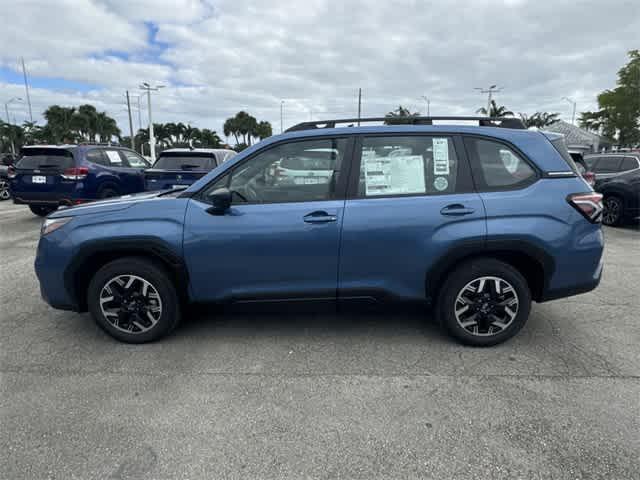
[34,230,80,312]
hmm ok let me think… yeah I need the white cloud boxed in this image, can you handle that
[1,0,639,136]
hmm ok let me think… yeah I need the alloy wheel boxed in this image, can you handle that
[99,275,163,334]
[0,180,10,200]
[602,198,621,225]
[454,276,519,337]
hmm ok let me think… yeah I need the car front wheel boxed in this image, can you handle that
[437,259,531,346]
[87,257,181,343]
[29,205,57,216]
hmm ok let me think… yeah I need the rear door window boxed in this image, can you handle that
[356,135,459,197]
[592,156,622,173]
[16,149,75,170]
[85,149,108,166]
[620,157,639,172]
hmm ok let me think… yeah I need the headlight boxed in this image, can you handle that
[41,217,72,236]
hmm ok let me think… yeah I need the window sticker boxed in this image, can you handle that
[363,150,425,196]
[105,151,123,165]
[432,138,450,175]
[434,176,449,191]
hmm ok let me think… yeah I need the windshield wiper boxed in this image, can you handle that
[180,164,201,170]
[35,164,59,169]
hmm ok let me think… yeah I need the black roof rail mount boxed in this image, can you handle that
[286,116,526,132]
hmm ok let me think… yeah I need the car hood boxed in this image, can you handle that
[48,190,175,218]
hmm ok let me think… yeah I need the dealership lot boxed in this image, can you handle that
[0,200,638,479]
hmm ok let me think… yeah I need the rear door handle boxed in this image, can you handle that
[440,204,475,216]
[304,211,338,223]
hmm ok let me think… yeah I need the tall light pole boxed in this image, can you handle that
[4,97,23,155]
[139,82,164,160]
[20,58,33,123]
[419,95,430,116]
[475,85,502,116]
[562,96,577,125]
[280,100,285,133]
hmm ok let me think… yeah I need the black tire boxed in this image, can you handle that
[87,257,181,343]
[98,186,120,199]
[602,195,624,226]
[29,204,57,217]
[436,258,532,347]
[0,178,11,201]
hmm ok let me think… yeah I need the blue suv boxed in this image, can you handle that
[34,117,604,345]
[10,144,150,216]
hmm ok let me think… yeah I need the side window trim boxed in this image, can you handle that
[462,134,540,192]
[346,133,472,199]
[196,136,355,205]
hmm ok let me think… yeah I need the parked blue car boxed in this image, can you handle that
[35,117,604,345]
[144,148,236,191]
[10,144,150,216]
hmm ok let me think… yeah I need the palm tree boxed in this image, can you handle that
[44,105,77,143]
[384,105,420,124]
[254,121,272,140]
[519,112,560,128]
[476,100,514,118]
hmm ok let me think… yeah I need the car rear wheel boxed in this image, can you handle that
[98,186,120,199]
[437,258,531,346]
[29,205,57,216]
[87,257,181,343]
[602,196,624,226]
[0,179,10,200]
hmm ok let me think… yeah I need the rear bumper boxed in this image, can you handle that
[13,194,89,206]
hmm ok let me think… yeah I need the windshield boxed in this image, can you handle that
[152,154,216,170]
[16,149,75,170]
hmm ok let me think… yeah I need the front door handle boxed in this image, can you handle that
[304,211,337,223]
[440,204,475,216]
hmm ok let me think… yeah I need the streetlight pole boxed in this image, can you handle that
[562,96,577,125]
[420,95,430,116]
[4,97,23,155]
[139,82,164,161]
[280,100,284,133]
[475,85,501,116]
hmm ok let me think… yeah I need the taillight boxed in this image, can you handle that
[61,167,89,180]
[568,192,603,223]
[583,171,596,187]
[7,166,16,179]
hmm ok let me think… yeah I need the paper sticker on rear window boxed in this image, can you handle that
[105,151,122,165]
[433,138,450,175]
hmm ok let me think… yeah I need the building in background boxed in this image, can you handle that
[544,120,613,154]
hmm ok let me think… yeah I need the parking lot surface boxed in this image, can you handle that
[0,200,639,480]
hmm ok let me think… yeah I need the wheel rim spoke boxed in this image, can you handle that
[99,274,163,334]
[454,276,519,337]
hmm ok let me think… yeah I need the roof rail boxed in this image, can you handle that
[286,116,526,132]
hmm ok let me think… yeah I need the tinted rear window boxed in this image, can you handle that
[17,149,75,170]
[620,157,639,171]
[592,157,622,173]
[153,155,215,170]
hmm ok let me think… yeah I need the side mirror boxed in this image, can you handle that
[206,187,232,215]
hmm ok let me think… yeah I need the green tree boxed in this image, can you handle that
[519,112,560,128]
[254,121,273,141]
[476,100,514,118]
[384,105,420,124]
[43,105,78,143]
[579,50,640,146]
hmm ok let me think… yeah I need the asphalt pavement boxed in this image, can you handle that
[0,200,638,480]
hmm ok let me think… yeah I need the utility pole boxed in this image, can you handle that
[20,58,33,123]
[139,82,164,161]
[280,100,284,133]
[357,88,362,126]
[562,96,577,125]
[126,91,135,150]
[4,97,23,155]
[475,85,502,116]
[420,95,430,116]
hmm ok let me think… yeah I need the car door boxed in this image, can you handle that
[338,134,486,301]
[183,136,353,303]
[117,149,150,193]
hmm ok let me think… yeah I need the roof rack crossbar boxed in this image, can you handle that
[286,116,526,132]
